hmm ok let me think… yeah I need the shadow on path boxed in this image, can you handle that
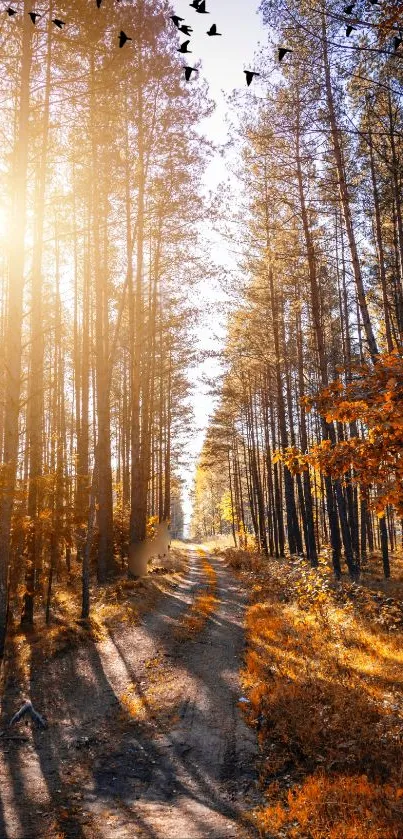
[0,548,260,838]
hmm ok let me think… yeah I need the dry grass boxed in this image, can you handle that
[119,686,147,720]
[175,549,218,640]
[199,535,236,552]
[118,654,166,722]
[257,774,403,839]
[118,651,187,729]
[224,548,403,839]
[91,545,188,631]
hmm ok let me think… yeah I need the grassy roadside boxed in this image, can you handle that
[222,548,403,839]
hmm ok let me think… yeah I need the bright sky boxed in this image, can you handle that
[170,0,267,529]
[172,0,264,139]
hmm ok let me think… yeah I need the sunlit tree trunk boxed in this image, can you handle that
[367,125,393,352]
[269,268,300,556]
[90,57,114,581]
[163,350,172,522]
[322,11,378,359]
[0,5,32,656]
[130,37,147,549]
[21,7,53,626]
[295,109,349,577]
[296,308,318,566]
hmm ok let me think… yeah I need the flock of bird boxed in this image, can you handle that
[4,1,132,46]
[2,0,287,83]
[171,0,293,85]
[2,0,402,80]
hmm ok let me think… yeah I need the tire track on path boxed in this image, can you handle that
[87,546,260,838]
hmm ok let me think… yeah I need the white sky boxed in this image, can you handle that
[172,0,264,136]
[170,0,266,528]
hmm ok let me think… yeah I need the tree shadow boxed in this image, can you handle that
[95,553,258,834]
[0,551,259,837]
[0,733,43,839]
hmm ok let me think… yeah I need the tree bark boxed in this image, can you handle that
[322,12,378,359]
[0,4,32,656]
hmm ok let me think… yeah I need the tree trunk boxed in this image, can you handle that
[90,56,114,581]
[0,4,32,656]
[21,6,53,626]
[321,12,378,359]
[130,34,147,551]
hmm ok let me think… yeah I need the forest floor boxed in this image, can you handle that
[223,547,403,839]
[0,546,261,839]
[2,544,402,839]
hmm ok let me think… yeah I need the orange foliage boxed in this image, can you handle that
[226,550,403,839]
[282,352,403,516]
[256,774,403,839]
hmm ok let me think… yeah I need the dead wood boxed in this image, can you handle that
[9,699,47,729]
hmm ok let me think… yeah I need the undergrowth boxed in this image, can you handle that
[2,548,188,695]
[223,548,403,839]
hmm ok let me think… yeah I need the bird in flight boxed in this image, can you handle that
[171,15,184,27]
[52,18,65,29]
[196,0,209,13]
[278,47,292,61]
[119,30,132,48]
[394,34,402,51]
[184,66,198,81]
[6,7,17,15]
[207,24,222,36]
[346,24,356,35]
[29,11,41,24]
[343,3,355,12]
[244,70,260,86]
[189,0,201,8]
[179,24,193,35]
[178,39,192,53]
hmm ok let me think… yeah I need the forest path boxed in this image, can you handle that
[0,547,261,838]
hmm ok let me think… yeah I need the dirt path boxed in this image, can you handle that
[0,548,261,838]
